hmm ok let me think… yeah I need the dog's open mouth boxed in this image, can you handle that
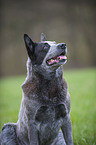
[47,52,67,66]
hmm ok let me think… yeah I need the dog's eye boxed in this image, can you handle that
[43,43,49,50]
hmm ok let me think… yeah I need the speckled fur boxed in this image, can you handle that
[0,34,73,145]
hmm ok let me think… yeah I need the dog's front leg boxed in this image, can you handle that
[28,120,39,145]
[61,114,73,145]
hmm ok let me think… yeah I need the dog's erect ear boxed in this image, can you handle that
[41,33,47,41]
[24,34,35,59]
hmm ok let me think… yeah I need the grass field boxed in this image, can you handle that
[0,68,96,145]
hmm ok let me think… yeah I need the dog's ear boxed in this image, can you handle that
[24,34,35,59]
[41,33,47,41]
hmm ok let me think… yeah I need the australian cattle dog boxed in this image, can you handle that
[0,33,73,145]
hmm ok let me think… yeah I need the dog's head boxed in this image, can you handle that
[24,33,67,66]
[24,33,67,78]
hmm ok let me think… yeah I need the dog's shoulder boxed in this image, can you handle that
[21,78,37,96]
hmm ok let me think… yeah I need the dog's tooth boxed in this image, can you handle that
[48,59,54,64]
[51,59,55,63]
[50,59,53,62]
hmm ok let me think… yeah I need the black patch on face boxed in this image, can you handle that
[32,43,50,65]
[24,34,50,65]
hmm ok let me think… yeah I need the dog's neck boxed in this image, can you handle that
[26,57,33,80]
[26,57,63,81]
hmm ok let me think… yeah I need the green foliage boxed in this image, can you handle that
[0,68,96,144]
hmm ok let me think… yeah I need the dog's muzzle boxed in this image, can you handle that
[47,43,67,66]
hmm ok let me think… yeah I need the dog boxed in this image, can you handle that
[0,33,73,145]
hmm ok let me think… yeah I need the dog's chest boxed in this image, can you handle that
[35,104,67,144]
[35,104,67,123]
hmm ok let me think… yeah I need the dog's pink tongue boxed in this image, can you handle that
[48,55,67,65]
[57,56,67,60]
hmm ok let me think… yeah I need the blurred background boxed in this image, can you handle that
[0,0,96,77]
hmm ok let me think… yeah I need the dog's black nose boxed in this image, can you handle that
[58,43,66,49]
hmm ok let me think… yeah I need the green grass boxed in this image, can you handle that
[0,68,96,145]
